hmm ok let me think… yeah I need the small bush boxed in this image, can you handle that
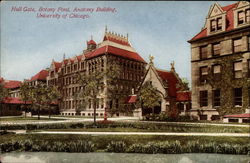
[106,141,127,153]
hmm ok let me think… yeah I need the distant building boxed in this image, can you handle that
[0,78,23,116]
[26,69,49,86]
[0,69,50,116]
[188,1,250,120]
[47,28,147,116]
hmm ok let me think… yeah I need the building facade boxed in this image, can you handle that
[188,1,250,120]
[136,59,191,117]
[47,28,147,116]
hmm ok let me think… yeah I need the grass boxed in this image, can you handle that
[1,121,249,133]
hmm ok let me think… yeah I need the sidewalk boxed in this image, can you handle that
[30,131,250,137]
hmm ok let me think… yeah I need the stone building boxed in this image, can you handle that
[188,1,250,120]
[134,58,191,117]
[47,28,147,116]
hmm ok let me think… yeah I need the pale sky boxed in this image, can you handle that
[0,1,236,83]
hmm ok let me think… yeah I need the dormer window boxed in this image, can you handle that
[238,11,244,24]
[210,17,222,32]
[237,9,250,25]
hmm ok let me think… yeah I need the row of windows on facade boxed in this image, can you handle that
[200,60,250,83]
[200,36,250,60]
[50,59,145,77]
[62,112,104,117]
[58,71,143,87]
[210,9,250,33]
[62,98,105,110]
[61,84,135,98]
[199,87,250,107]
[62,98,121,110]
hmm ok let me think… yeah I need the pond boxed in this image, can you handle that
[1,152,249,163]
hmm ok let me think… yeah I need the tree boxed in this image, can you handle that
[0,83,9,116]
[29,83,48,120]
[20,82,32,118]
[44,85,61,119]
[76,70,105,124]
[76,62,121,123]
[138,81,161,115]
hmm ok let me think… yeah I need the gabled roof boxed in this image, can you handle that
[176,91,191,102]
[85,45,146,63]
[0,77,4,83]
[190,2,238,41]
[30,70,49,81]
[53,61,62,72]
[87,39,96,45]
[156,69,179,97]
[4,80,22,89]
[125,95,137,103]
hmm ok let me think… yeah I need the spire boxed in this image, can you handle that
[149,55,154,65]
[91,35,93,40]
[63,53,66,60]
[126,33,129,40]
[171,61,175,72]
[105,25,108,33]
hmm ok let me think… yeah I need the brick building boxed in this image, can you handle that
[188,1,250,120]
[47,28,147,116]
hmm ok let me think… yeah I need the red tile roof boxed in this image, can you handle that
[30,70,49,81]
[0,77,4,83]
[156,70,179,97]
[176,91,191,102]
[1,97,31,104]
[224,113,250,118]
[190,2,238,41]
[125,95,137,103]
[85,45,146,63]
[4,80,22,89]
[53,62,62,72]
[87,39,96,45]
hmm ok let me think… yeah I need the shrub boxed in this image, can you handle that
[106,141,127,153]
[22,140,33,151]
[68,140,95,152]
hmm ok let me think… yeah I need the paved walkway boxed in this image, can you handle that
[1,116,249,127]
[0,116,139,125]
[30,131,250,137]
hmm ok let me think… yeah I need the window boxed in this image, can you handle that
[238,11,244,24]
[234,88,242,106]
[248,36,250,50]
[233,38,242,53]
[247,9,250,23]
[212,43,220,56]
[200,46,208,59]
[212,65,221,79]
[248,60,250,78]
[217,18,222,30]
[238,9,250,25]
[200,90,208,107]
[233,61,242,79]
[213,89,220,107]
[200,66,208,84]
[211,19,216,32]
[210,17,222,32]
